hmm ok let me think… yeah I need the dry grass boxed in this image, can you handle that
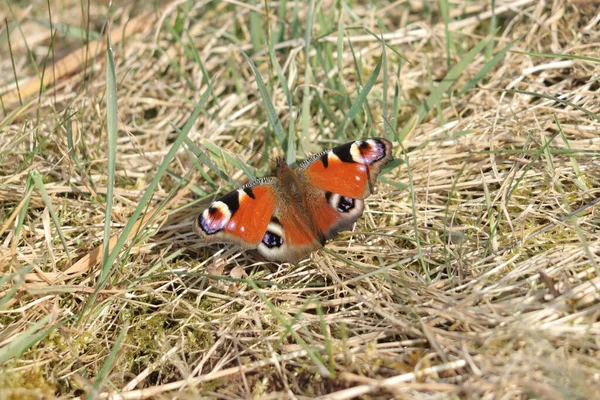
[1,0,600,399]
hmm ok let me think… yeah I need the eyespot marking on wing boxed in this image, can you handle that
[296,140,391,199]
[260,221,285,249]
[338,196,355,213]
[349,139,388,165]
[325,192,357,213]
[198,201,232,235]
[197,187,244,235]
[262,230,284,248]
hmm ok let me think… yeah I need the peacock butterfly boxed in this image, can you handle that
[193,138,393,264]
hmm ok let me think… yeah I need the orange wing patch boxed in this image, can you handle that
[280,212,320,246]
[225,185,277,245]
[311,198,342,235]
[303,153,370,199]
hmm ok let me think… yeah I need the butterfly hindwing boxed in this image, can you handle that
[255,213,323,264]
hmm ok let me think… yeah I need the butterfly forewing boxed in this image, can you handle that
[193,179,278,248]
[296,138,393,199]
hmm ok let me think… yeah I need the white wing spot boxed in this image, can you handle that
[328,151,341,163]
[238,189,250,202]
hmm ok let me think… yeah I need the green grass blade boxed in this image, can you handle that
[378,22,389,138]
[391,62,401,137]
[0,315,53,364]
[555,116,588,191]
[504,89,600,122]
[315,301,336,375]
[0,265,34,310]
[357,27,409,63]
[267,21,296,165]
[86,321,129,400]
[276,0,288,42]
[199,138,258,180]
[399,141,428,280]
[183,140,220,192]
[4,1,41,93]
[30,171,72,261]
[508,131,560,201]
[30,18,100,40]
[438,0,451,69]
[249,1,264,52]
[3,17,23,107]
[336,7,345,90]
[398,36,490,142]
[64,109,82,170]
[458,37,517,97]
[185,30,220,107]
[13,176,35,249]
[101,27,118,283]
[300,0,316,151]
[511,50,600,64]
[103,85,211,267]
[185,138,244,186]
[486,0,497,60]
[79,83,213,323]
[335,55,382,138]
[239,48,286,148]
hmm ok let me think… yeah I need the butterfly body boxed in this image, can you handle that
[194,138,393,264]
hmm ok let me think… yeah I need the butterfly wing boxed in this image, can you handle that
[297,138,393,199]
[193,178,278,250]
[297,138,393,240]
